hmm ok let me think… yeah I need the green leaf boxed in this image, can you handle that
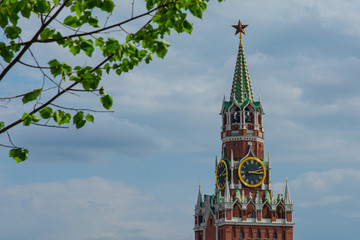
[63,15,78,27]
[0,121,4,130]
[73,111,86,129]
[53,110,61,124]
[20,3,32,18]
[53,110,71,125]
[40,28,55,40]
[88,16,99,27]
[34,0,50,14]
[39,107,53,119]
[99,87,106,95]
[9,148,28,163]
[182,20,193,34]
[100,94,113,110]
[4,25,22,39]
[95,37,104,46]
[48,59,62,77]
[31,114,41,123]
[22,89,42,104]
[69,45,81,55]
[155,40,170,59]
[145,53,153,64]
[9,41,21,52]
[21,113,32,126]
[101,0,115,13]
[146,0,155,10]
[85,114,94,123]
[80,38,94,57]
[0,46,14,63]
[0,13,9,28]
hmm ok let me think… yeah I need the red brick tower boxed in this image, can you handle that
[194,20,294,240]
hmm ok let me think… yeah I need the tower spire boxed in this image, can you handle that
[230,19,254,104]
[284,177,293,204]
[196,184,202,208]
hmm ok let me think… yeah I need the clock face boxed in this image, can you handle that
[238,157,266,188]
[216,160,228,190]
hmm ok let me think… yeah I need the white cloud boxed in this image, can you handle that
[299,195,349,207]
[273,168,360,204]
[0,177,190,240]
[315,0,360,36]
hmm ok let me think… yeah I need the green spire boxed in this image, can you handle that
[230,38,254,103]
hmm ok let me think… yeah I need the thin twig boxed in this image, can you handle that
[6,131,17,148]
[49,103,114,113]
[0,99,10,107]
[31,122,69,128]
[18,60,50,69]
[132,0,135,18]
[20,37,61,89]
[0,143,16,149]
[104,12,112,28]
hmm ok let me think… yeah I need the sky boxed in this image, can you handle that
[0,0,360,239]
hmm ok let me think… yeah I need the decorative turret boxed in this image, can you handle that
[284,178,293,204]
[196,184,202,208]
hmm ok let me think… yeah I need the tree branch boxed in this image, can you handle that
[0,1,173,49]
[0,53,114,134]
[0,0,71,82]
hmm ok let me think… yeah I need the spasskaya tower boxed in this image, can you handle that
[193,20,294,240]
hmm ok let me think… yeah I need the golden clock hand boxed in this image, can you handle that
[248,171,264,174]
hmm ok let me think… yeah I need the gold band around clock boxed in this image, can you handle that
[216,160,228,190]
[238,157,266,188]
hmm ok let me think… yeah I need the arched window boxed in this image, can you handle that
[276,205,285,219]
[262,204,271,219]
[240,230,244,239]
[273,230,278,239]
[247,203,255,218]
[244,107,252,123]
[233,204,241,218]
[256,230,261,239]
[233,108,240,123]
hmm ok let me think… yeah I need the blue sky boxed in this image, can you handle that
[1,0,360,239]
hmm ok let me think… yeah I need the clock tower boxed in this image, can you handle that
[194,20,294,240]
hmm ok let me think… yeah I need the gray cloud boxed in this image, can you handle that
[0,177,191,240]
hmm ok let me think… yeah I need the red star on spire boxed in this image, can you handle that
[232,19,248,36]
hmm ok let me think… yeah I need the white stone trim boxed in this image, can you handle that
[222,136,264,143]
